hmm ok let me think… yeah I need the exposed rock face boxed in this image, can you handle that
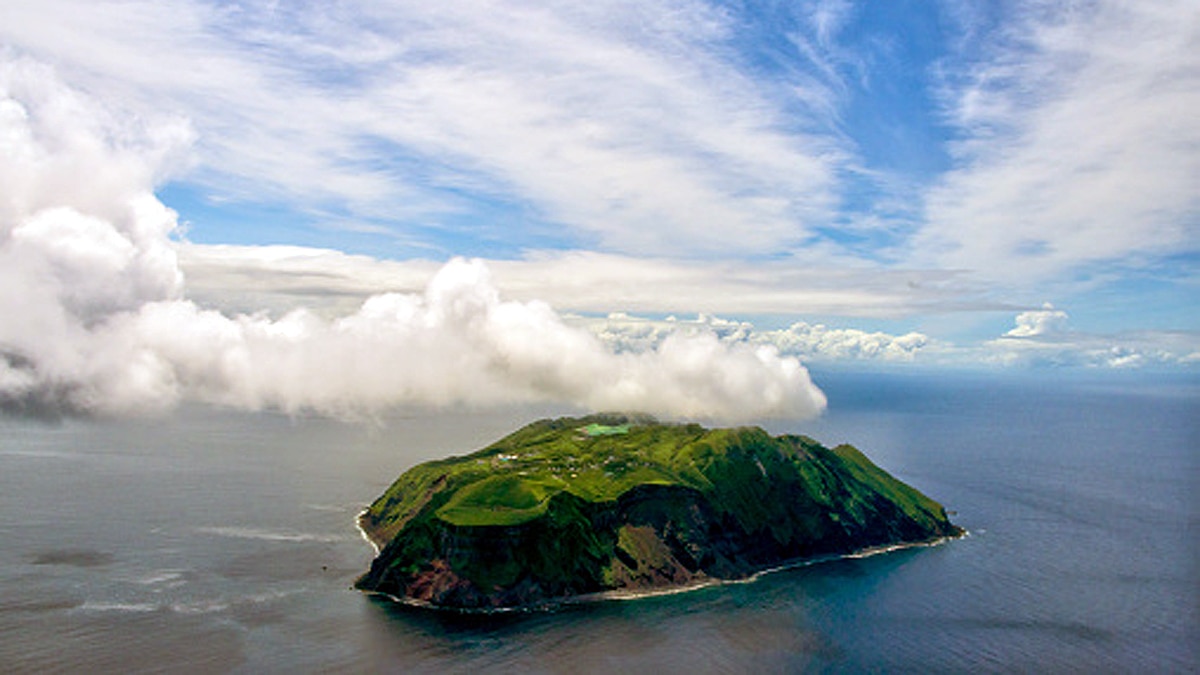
[355,415,961,611]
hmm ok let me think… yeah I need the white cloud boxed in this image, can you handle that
[919,0,1200,281]
[574,313,931,364]
[103,260,827,421]
[4,0,1192,288]
[176,243,439,318]
[574,304,1196,372]
[984,305,1200,368]
[0,57,825,422]
[0,54,190,409]
[0,0,844,256]
[758,322,929,362]
[178,244,995,319]
[1004,303,1069,338]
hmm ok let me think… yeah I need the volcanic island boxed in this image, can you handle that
[355,414,961,612]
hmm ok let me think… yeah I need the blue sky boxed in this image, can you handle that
[0,0,1196,418]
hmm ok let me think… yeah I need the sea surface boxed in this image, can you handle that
[0,370,1195,673]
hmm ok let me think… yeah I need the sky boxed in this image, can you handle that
[0,0,1197,420]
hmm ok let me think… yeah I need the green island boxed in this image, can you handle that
[355,414,962,611]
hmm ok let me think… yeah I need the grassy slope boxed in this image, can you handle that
[364,417,719,533]
[363,415,949,538]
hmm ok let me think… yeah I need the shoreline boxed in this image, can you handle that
[354,508,381,556]
[355,525,967,615]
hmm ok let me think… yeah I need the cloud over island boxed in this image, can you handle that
[0,56,825,421]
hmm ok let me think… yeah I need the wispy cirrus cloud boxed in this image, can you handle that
[0,0,844,256]
[3,0,1193,281]
[919,0,1200,282]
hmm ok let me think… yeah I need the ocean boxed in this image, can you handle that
[1,370,1195,673]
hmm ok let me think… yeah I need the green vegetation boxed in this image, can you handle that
[582,422,631,436]
[356,414,961,611]
[362,416,713,534]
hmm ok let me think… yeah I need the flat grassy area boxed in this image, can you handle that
[581,422,631,437]
[436,474,566,526]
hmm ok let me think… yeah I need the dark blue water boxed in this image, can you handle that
[1,371,1195,672]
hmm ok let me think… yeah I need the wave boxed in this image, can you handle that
[195,526,348,543]
[0,449,80,460]
[304,503,356,513]
[170,600,230,615]
[78,588,296,619]
[355,509,381,555]
[78,601,159,614]
[135,570,189,588]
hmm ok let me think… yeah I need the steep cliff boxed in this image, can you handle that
[355,414,960,611]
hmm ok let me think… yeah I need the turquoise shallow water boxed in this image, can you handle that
[0,371,1195,672]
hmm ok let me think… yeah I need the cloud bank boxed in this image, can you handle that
[0,57,824,421]
[177,244,996,320]
[573,306,1198,371]
[582,313,930,364]
[177,244,1200,372]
